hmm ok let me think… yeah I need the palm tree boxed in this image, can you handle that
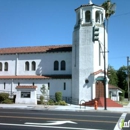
[101,0,116,31]
[101,0,116,20]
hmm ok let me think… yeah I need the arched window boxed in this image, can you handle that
[101,12,103,23]
[61,60,66,70]
[85,10,91,22]
[95,11,100,23]
[32,61,36,71]
[4,62,8,71]
[54,61,59,70]
[0,62,2,71]
[77,12,80,24]
[25,61,29,71]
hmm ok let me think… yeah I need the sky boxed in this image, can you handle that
[0,0,129,70]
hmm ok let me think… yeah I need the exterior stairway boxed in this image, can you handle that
[83,97,123,107]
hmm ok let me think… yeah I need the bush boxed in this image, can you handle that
[120,96,124,101]
[48,99,55,105]
[54,100,67,105]
[0,93,9,103]
[40,95,44,104]
[55,102,60,105]
[59,100,67,106]
[55,92,62,102]
[2,99,13,104]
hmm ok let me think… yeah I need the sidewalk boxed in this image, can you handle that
[0,102,130,113]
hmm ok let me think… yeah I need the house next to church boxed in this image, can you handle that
[0,1,109,104]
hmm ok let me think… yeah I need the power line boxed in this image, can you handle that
[113,11,130,17]
[109,56,127,60]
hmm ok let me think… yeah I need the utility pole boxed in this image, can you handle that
[127,56,130,101]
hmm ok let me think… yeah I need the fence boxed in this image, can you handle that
[37,94,79,105]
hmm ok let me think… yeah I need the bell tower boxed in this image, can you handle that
[72,1,108,104]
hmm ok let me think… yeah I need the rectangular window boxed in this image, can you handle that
[48,83,50,90]
[18,82,20,86]
[63,82,66,90]
[32,82,35,86]
[4,82,6,89]
[21,92,31,98]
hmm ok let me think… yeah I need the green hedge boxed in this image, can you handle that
[0,93,9,103]
[55,92,62,102]
[2,99,13,104]
[40,95,44,104]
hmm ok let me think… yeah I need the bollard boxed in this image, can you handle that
[94,100,98,110]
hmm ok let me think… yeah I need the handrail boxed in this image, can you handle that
[80,99,86,109]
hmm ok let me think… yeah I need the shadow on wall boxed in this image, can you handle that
[83,74,93,88]
[36,61,43,76]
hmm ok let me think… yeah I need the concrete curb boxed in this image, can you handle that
[0,104,130,113]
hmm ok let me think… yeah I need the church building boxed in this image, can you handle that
[0,0,109,104]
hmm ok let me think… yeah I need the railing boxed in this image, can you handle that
[37,94,79,105]
[80,99,86,109]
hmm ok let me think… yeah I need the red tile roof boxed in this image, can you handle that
[91,69,104,75]
[0,75,72,79]
[0,75,46,79]
[108,84,123,91]
[16,86,37,89]
[0,45,72,54]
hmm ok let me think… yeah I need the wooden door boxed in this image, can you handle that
[96,81,104,98]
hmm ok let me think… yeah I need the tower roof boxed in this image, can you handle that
[75,1,102,11]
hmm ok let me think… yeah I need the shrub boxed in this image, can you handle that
[59,100,67,106]
[55,102,60,105]
[48,99,55,105]
[40,95,44,104]
[55,92,62,102]
[0,93,9,103]
[120,96,124,101]
[2,99,13,104]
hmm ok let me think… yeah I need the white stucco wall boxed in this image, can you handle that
[0,78,72,100]
[72,4,108,104]
[15,88,37,104]
[0,52,72,76]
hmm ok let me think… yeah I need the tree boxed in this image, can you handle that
[117,66,127,92]
[107,65,118,86]
[101,0,116,20]
[101,0,116,32]
[40,85,46,96]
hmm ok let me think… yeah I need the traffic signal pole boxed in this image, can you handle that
[103,20,107,110]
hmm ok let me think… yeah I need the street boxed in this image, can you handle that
[0,109,129,130]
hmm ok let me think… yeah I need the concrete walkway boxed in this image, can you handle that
[0,102,130,113]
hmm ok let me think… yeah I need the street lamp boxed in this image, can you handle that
[127,56,130,101]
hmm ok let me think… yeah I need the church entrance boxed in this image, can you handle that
[95,80,104,98]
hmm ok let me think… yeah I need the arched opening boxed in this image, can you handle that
[4,62,8,71]
[95,76,104,98]
[0,62,2,71]
[95,11,100,23]
[85,10,91,22]
[61,60,66,70]
[32,61,36,71]
[95,11,103,23]
[54,61,59,70]
[25,61,29,71]
[77,12,80,24]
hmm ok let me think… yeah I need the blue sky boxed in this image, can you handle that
[0,0,129,70]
